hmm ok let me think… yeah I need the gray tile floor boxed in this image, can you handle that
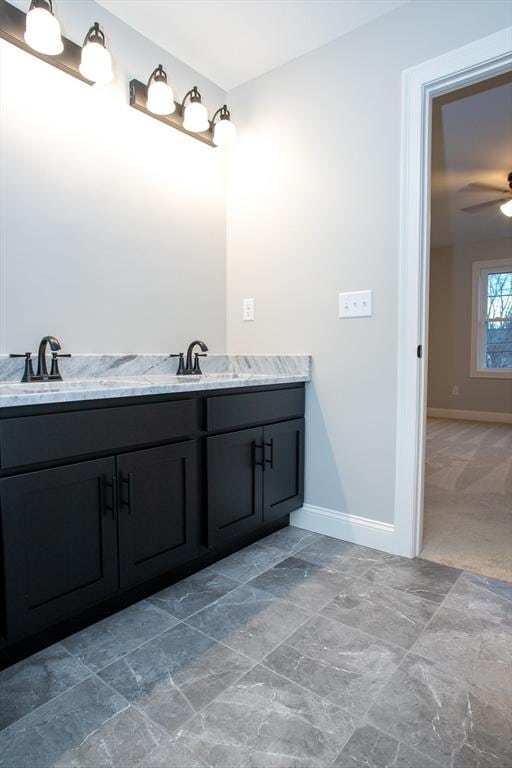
[1,526,511,768]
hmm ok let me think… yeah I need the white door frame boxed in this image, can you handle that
[393,27,512,559]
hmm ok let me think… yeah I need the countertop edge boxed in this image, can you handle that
[0,374,310,409]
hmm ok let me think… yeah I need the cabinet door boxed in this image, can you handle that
[0,458,118,640]
[263,419,304,522]
[207,427,263,547]
[117,441,199,589]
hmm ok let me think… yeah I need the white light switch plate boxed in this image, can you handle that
[338,290,373,318]
[243,298,255,321]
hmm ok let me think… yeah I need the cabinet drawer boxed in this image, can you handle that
[0,399,199,469]
[207,387,304,432]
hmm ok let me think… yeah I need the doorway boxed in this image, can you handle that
[422,75,512,579]
[393,28,512,563]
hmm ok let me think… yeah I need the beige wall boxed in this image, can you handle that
[428,239,512,415]
[226,0,511,525]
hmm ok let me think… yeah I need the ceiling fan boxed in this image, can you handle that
[460,171,512,217]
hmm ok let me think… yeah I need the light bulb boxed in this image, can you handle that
[500,199,512,218]
[25,1,63,56]
[79,26,113,83]
[183,100,209,133]
[146,66,175,115]
[213,117,236,147]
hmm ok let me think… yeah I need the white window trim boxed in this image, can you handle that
[470,258,512,379]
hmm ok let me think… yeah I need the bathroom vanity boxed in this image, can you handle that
[0,363,308,665]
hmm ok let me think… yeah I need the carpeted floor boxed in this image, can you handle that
[421,417,512,582]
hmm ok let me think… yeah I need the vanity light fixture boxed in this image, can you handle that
[182,86,209,133]
[24,0,63,55]
[211,104,236,148]
[79,22,113,83]
[0,0,95,85]
[146,64,175,115]
[0,0,236,149]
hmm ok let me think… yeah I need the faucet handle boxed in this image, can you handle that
[193,352,207,375]
[170,353,185,375]
[50,352,71,379]
[9,352,35,383]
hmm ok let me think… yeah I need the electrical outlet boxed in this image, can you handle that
[338,290,373,318]
[452,385,459,396]
[243,298,254,321]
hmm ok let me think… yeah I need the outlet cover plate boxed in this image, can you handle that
[243,298,255,321]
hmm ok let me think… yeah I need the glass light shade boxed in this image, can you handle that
[79,41,113,83]
[500,199,512,218]
[147,80,175,116]
[183,100,209,133]
[213,117,236,147]
[24,6,63,55]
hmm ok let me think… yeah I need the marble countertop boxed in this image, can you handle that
[0,371,310,408]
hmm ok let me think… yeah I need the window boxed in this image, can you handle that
[471,258,512,378]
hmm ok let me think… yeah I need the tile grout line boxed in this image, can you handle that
[65,613,187,677]
[91,661,244,763]
[178,606,368,740]
[405,569,465,655]
[207,542,294,583]
[151,575,248,622]
[0,668,99,736]
[360,572,469,765]
[183,597,315,669]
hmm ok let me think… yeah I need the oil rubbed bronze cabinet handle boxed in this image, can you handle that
[253,442,265,471]
[264,439,274,469]
[102,476,117,520]
[119,473,133,515]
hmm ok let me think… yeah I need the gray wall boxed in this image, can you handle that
[0,0,227,354]
[226,0,511,524]
[428,239,512,414]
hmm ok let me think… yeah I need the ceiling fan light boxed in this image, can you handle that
[500,199,512,218]
[25,0,63,56]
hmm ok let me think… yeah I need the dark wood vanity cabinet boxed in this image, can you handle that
[263,418,305,522]
[0,458,119,640]
[117,441,199,589]
[0,383,305,657]
[207,418,304,547]
[207,427,264,546]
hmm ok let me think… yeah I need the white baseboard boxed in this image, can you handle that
[427,407,512,424]
[290,504,395,554]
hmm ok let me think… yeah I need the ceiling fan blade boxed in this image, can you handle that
[463,182,508,193]
[460,198,507,213]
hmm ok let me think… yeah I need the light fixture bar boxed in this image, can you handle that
[0,0,92,85]
[129,79,216,147]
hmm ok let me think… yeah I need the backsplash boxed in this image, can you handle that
[0,354,311,382]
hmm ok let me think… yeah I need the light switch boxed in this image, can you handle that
[243,298,255,321]
[338,290,373,318]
